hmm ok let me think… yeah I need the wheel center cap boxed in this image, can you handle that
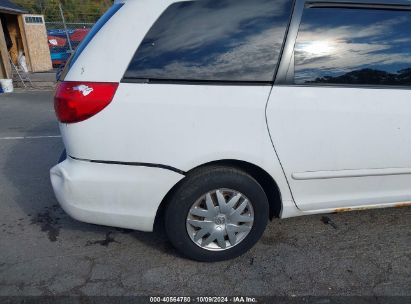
[215,215,226,226]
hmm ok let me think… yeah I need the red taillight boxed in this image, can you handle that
[54,81,119,123]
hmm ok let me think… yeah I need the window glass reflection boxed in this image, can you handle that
[125,0,292,82]
[295,8,411,86]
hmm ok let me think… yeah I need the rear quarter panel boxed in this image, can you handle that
[60,0,294,207]
[61,84,294,204]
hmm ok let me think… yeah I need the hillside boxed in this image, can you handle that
[13,0,113,23]
[307,68,411,85]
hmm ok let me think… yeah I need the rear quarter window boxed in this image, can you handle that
[124,0,293,83]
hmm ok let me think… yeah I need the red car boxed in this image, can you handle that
[48,29,90,67]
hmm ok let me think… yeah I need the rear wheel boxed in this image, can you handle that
[165,166,269,262]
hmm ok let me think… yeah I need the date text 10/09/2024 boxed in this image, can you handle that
[150,297,258,303]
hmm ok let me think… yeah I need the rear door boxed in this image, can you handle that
[267,1,411,211]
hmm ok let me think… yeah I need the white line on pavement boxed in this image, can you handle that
[0,135,62,140]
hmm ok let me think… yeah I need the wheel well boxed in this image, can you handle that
[154,160,282,230]
[204,160,283,219]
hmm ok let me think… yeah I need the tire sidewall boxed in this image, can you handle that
[165,167,269,262]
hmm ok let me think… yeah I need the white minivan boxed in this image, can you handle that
[51,0,411,261]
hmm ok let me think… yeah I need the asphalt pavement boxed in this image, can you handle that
[0,91,410,297]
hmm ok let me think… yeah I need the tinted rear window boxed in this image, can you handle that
[294,8,411,86]
[124,0,293,82]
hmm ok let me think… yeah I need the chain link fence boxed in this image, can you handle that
[14,1,111,67]
[38,2,108,68]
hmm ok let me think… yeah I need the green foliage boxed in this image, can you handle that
[13,0,113,23]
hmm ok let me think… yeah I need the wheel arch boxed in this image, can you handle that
[154,159,283,229]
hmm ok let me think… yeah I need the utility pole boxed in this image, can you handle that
[38,0,43,15]
[59,2,73,53]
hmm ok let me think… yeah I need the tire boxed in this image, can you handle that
[165,166,269,262]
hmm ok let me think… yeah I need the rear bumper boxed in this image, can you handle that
[50,158,184,231]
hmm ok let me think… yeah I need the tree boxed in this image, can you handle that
[13,0,113,23]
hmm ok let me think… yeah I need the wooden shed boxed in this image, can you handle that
[0,0,52,79]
